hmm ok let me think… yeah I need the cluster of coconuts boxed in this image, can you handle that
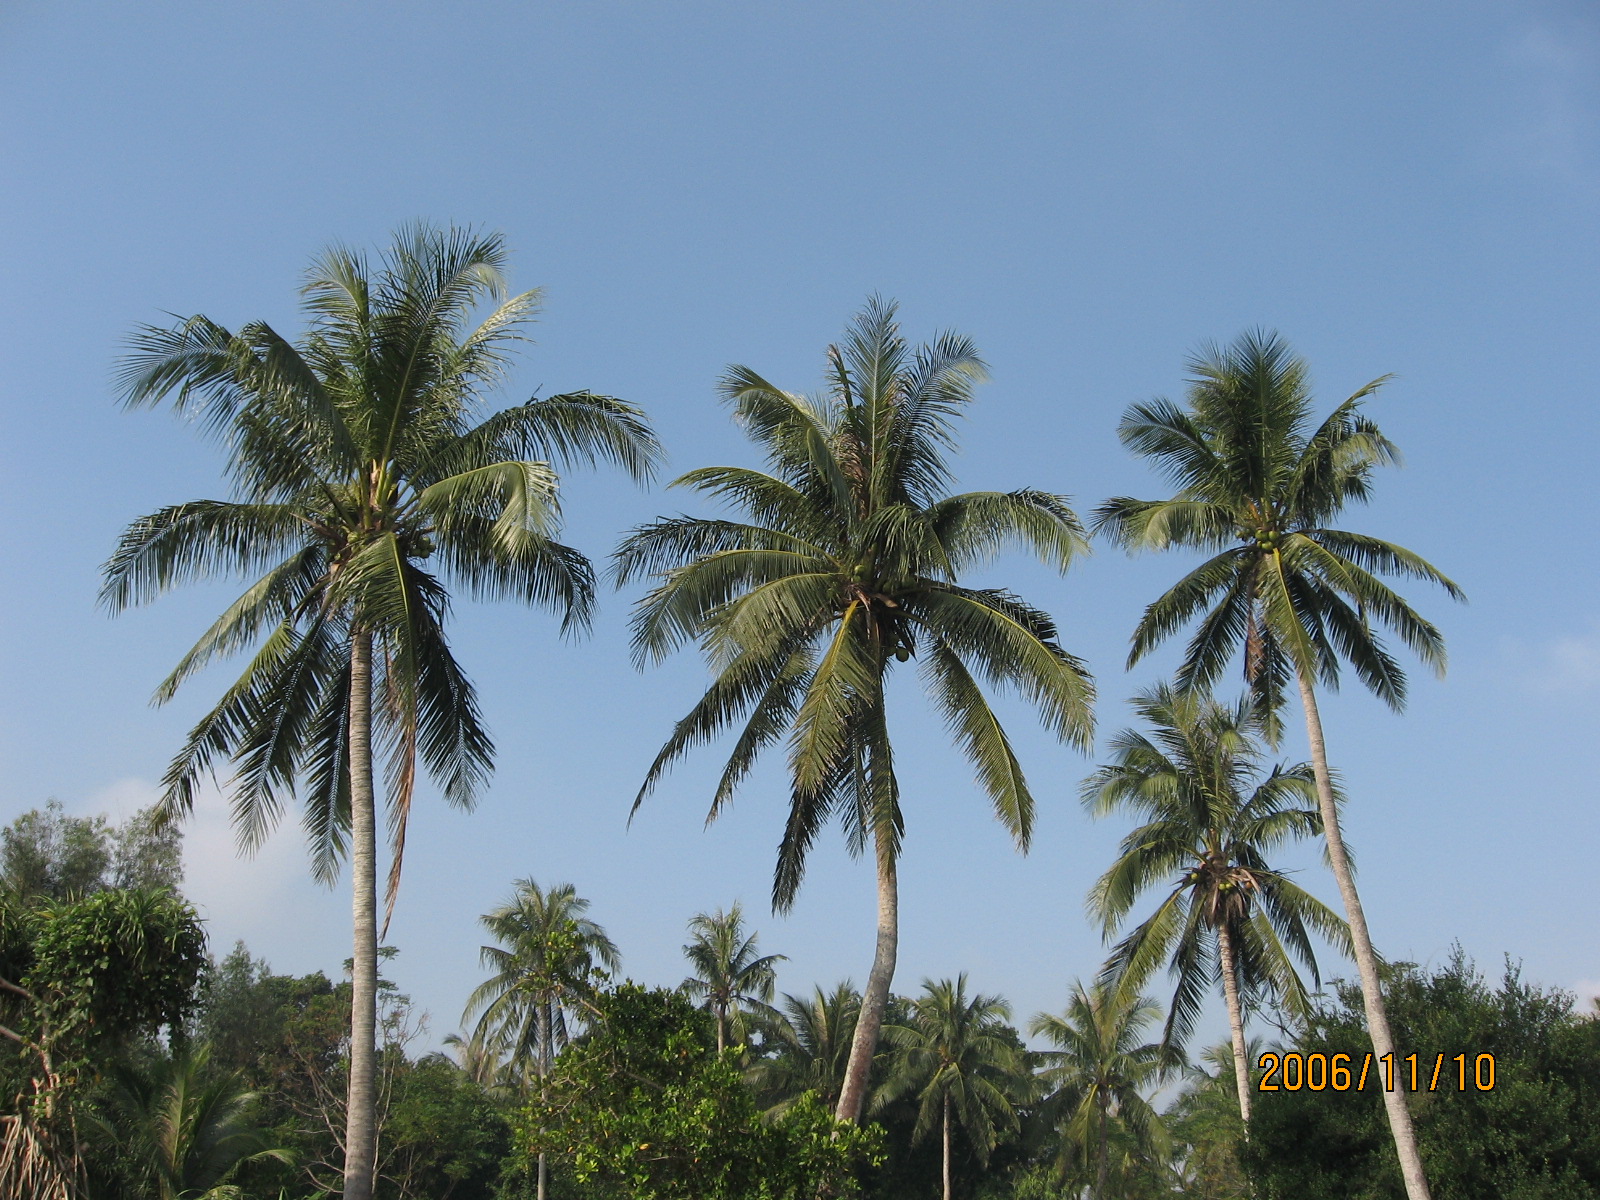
[1250,528,1284,552]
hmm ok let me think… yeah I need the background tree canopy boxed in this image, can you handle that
[520,984,879,1200]
[1244,952,1600,1200]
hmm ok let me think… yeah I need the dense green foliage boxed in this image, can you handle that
[1,800,182,901]
[1245,954,1600,1199]
[86,1042,292,1200]
[519,984,879,1200]
[0,880,206,1200]
[1,795,1592,1200]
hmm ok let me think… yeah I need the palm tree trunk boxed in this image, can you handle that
[1216,921,1252,1124]
[344,631,378,1200]
[942,1090,952,1200]
[538,1000,553,1200]
[716,1006,726,1055]
[1096,1096,1109,1200]
[1296,670,1431,1200]
[835,823,898,1123]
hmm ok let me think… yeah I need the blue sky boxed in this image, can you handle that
[1,2,1596,1049]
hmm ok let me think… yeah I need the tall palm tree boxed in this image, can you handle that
[102,225,660,1200]
[680,902,786,1053]
[89,1043,293,1200]
[747,982,862,1115]
[1094,329,1462,1200]
[1085,683,1350,1122]
[461,878,619,1200]
[615,297,1094,1121]
[1030,982,1169,1200]
[878,975,1026,1200]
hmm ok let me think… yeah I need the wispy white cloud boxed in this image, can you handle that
[1498,17,1600,190]
[1516,623,1600,695]
[83,777,348,975]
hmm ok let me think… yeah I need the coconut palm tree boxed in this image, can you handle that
[680,902,786,1053]
[1165,1039,1257,1200]
[102,225,660,1200]
[89,1043,293,1200]
[1085,683,1350,1121]
[1094,329,1462,1200]
[462,878,618,1200]
[615,297,1094,1121]
[747,982,863,1115]
[1030,982,1169,1200]
[877,975,1027,1200]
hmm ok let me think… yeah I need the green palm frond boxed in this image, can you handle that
[876,975,1022,1163]
[1105,329,1462,724]
[617,298,1092,1128]
[1086,684,1347,1056]
[107,222,658,933]
[100,501,311,613]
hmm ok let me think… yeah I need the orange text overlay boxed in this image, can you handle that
[1254,1051,1497,1093]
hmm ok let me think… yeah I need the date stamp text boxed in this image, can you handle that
[1255,1051,1497,1093]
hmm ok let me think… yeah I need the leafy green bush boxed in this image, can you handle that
[1244,951,1600,1199]
[518,984,880,1199]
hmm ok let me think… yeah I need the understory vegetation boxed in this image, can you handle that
[2,807,1595,1199]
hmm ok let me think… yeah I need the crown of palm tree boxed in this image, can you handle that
[878,975,1026,1166]
[748,983,862,1114]
[1085,684,1350,1050]
[103,223,660,910]
[1031,981,1172,1200]
[616,295,1093,908]
[462,878,620,1083]
[89,1043,293,1200]
[680,902,786,1052]
[617,297,1094,1124]
[1095,329,1462,735]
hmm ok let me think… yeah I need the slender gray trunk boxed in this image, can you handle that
[942,1090,952,1200]
[1095,1095,1108,1200]
[1296,671,1432,1200]
[344,631,378,1200]
[1216,921,1252,1124]
[835,824,898,1123]
[538,1000,553,1200]
[716,1005,726,1055]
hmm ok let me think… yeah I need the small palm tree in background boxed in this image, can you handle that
[1085,683,1349,1121]
[1095,330,1461,1200]
[441,1031,517,1098]
[462,878,619,1200]
[1031,982,1170,1200]
[616,297,1094,1122]
[747,982,863,1115]
[1165,1040,1258,1200]
[877,975,1028,1200]
[680,902,786,1053]
[89,1043,292,1200]
[103,225,659,1200]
